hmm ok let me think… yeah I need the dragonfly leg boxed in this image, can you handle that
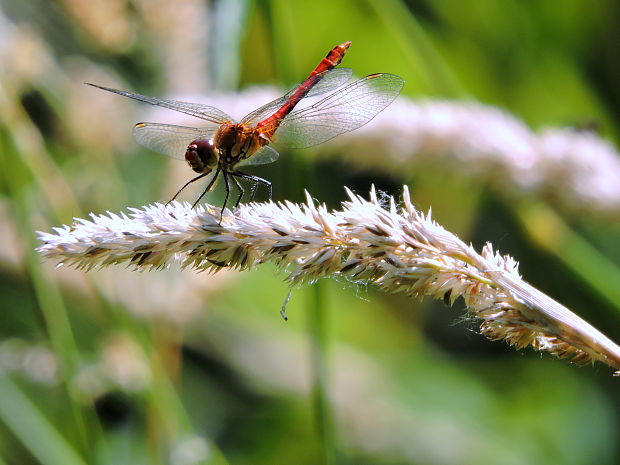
[167,172,209,205]
[248,179,258,202]
[191,168,220,209]
[219,171,232,223]
[248,177,259,202]
[231,172,257,202]
[233,171,272,201]
[231,175,245,208]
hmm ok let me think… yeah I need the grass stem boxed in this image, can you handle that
[309,281,337,465]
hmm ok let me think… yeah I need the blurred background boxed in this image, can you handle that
[2,0,620,464]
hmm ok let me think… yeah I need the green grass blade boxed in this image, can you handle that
[516,201,620,316]
[366,0,466,97]
[0,374,88,465]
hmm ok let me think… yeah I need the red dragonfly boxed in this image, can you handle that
[87,42,404,210]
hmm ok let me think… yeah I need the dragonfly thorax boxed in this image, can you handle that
[214,123,267,169]
[185,139,218,174]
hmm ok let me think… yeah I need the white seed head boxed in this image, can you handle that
[37,188,620,374]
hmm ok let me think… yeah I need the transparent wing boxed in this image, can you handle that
[133,122,217,160]
[239,68,353,125]
[86,83,234,124]
[236,145,280,167]
[267,73,404,149]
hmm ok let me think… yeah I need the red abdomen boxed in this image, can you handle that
[256,41,351,136]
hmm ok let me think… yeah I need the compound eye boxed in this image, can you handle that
[185,139,218,173]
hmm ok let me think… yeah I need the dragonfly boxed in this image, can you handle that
[87,41,404,212]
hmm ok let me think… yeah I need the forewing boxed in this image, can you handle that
[269,73,404,149]
[86,83,234,124]
[133,123,216,160]
[236,145,280,167]
[239,68,353,125]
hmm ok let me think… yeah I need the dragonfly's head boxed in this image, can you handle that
[185,139,219,174]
